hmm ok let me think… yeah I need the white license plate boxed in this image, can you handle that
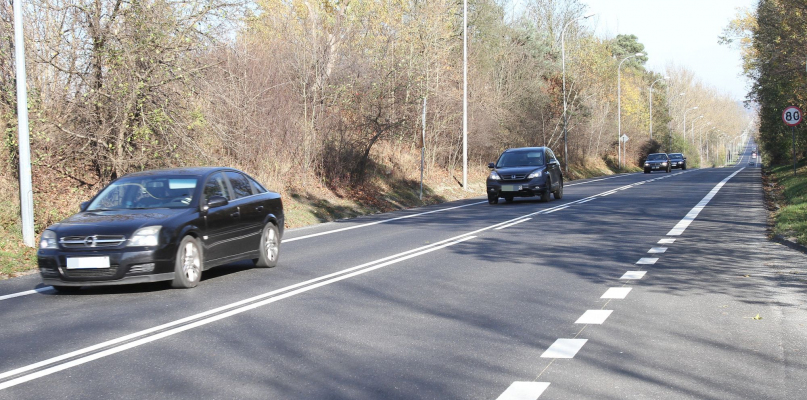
[66,257,111,269]
[501,185,522,191]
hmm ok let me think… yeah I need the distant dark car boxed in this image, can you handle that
[486,147,563,204]
[37,167,284,292]
[668,153,687,170]
[748,159,755,166]
[644,153,671,173]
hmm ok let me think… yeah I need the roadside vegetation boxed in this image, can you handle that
[0,0,749,278]
[765,161,807,246]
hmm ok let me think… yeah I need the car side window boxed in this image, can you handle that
[225,171,254,199]
[204,173,231,202]
[547,150,557,164]
[246,176,267,194]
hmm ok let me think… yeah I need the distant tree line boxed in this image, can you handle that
[1,0,750,196]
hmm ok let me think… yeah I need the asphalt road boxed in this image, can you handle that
[1,142,805,399]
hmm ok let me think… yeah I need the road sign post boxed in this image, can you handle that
[783,106,802,175]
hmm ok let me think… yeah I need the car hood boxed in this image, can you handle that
[51,208,193,236]
[494,166,544,176]
[645,159,667,164]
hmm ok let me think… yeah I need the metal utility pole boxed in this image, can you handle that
[649,76,667,140]
[617,53,643,169]
[420,97,426,200]
[462,0,468,191]
[561,12,595,175]
[14,0,35,247]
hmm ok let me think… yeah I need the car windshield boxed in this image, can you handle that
[647,154,667,161]
[496,151,544,168]
[669,154,683,160]
[87,176,199,211]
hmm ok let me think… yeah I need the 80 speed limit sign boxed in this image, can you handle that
[783,106,803,126]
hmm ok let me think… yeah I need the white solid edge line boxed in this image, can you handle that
[0,236,476,390]
[667,168,744,236]
[0,286,54,302]
[283,201,487,242]
[494,218,532,230]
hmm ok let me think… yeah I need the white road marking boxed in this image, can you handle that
[575,310,613,325]
[667,169,744,236]
[601,287,632,299]
[658,238,676,244]
[620,271,647,280]
[565,173,630,187]
[648,247,667,254]
[0,286,53,302]
[541,339,587,358]
[636,257,658,265]
[577,198,594,204]
[282,201,487,243]
[496,382,550,400]
[542,206,568,214]
[495,218,532,230]
[0,237,476,390]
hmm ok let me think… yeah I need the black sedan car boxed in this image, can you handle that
[668,153,687,170]
[643,153,671,173]
[38,167,284,291]
[486,147,563,204]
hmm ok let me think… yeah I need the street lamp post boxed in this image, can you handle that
[682,106,699,147]
[618,52,644,169]
[561,12,595,175]
[649,76,668,140]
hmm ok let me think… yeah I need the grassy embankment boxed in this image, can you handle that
[766,159,807,246]
[0,156,629,279]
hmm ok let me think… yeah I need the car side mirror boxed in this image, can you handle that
[488,162,495,169]
[79,201,90,212]
[205,196,229,210]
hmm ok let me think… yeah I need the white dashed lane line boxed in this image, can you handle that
[636,257,658,265]
[0,287,53,301]
[601,287,632,299]
[496,382,551,400]
[658,238,676,244]
[648,247,667,254]
[541,339,588,359]
[620,271,647,280]
[575,310,613,325]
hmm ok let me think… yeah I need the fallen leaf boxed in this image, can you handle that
[753,313,762,320]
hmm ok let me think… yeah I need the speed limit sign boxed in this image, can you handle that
[783,106,803,126]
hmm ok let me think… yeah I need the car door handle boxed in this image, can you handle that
[255,206,264,212]
[230,212,240,218]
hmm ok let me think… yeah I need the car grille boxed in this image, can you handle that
[60,235,126,248]
[60,265,119,279]
[500,174,527,181]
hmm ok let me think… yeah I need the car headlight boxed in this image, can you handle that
[527,169,544,179]
[128,226,162,247]
[40,230,58,249]
[661,162,668,166]
[644,163,650,167]
[489,171,501,181]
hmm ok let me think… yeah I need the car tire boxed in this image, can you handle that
[540,180,552,202]
[254,223,280,268]
[171,235,203,289]
[644,169,650,174]
[52,285,81,293]
[553,180,563,199]
[488,195,498,204]
[682,164,686,170]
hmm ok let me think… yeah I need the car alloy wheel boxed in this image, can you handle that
[255,223,280,268]
[172,236,202,288]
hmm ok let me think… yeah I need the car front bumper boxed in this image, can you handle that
[644,164,669,171]
[486,179,550,198]
[37,246,176,286]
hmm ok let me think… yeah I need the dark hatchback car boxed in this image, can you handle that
[486,147,563,204]
[668,153,687,170]
[38,167,284,292]
[643,153,671,173]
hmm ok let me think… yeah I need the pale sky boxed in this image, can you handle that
[581,0,756,101]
